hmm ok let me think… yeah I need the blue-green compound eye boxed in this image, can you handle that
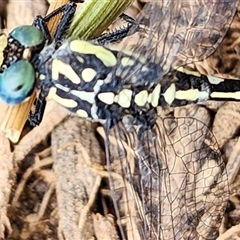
[10,25,45,47]
[0,60,35,104]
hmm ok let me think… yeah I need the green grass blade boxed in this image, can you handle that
[67,0,133,40]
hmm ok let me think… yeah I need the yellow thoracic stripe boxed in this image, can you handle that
[52,59,81,84]
[47,87,78,108]
[69,40,117,67]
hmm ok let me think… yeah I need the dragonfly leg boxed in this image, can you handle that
[32,2,77,43]
[29,89,48,126]
[52,2,77,42]
[93,13,138,45]
[32,16,51,42]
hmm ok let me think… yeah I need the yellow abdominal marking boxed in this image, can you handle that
[163,84,176,105]
[98,92,115,104]
[175,89,209,101]
[148,84,161,107]
[70,40,117,67]
[211,91,240,100]
[135,90,148,107]
[207,75,224,84]
[115,89,133,108]
[47,87,78,108]
[52,59,81,84]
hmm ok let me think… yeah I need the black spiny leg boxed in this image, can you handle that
[52,2,77,43]
[29,3,78,126]
[94,13,138,45]
[32,2,77,43]
[32,15,51,43]
[29,90,48,126]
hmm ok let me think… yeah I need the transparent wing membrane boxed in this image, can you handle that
[116,0,238,77]
[103,114,229,239]
[101,5,235,233]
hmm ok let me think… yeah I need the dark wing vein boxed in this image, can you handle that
[104,115,229,239]
[114,0,239,80]
[101,1,234,239]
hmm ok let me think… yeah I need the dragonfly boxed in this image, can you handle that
[0,0,240,239]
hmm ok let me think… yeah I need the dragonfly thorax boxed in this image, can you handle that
[40,40,164,121]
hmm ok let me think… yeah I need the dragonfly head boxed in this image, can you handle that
[0,25,45,104]
[0,59,35,104]
[10,25,45,48]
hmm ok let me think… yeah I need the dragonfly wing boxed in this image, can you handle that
[99,121,143,239]
[115,0,238,77]
[172,0,239,64]
[159,116,229,239]
[182,4,240,79]
[102,114,229,239]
